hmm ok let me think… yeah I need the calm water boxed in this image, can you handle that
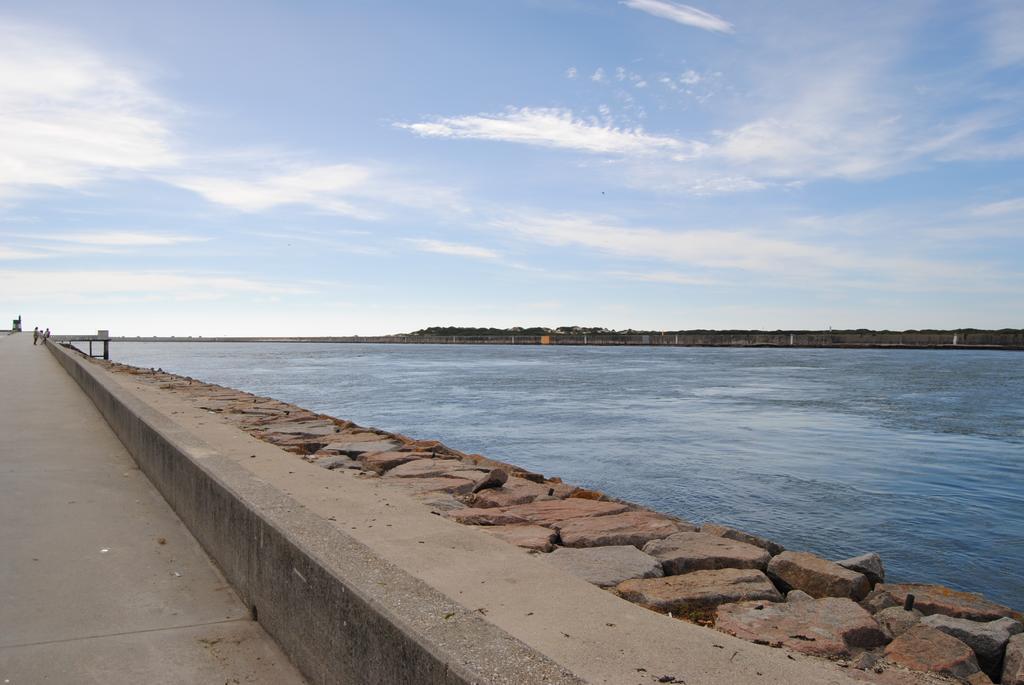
[112,342,1024,608]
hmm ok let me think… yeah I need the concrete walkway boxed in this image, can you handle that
[0,334,305,684]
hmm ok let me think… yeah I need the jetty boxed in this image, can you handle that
[5,329,1022,684]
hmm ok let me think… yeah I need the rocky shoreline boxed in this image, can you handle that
[93,353,1023,685]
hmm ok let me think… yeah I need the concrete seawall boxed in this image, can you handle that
[46,340,582,685]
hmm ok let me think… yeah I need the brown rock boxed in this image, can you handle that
[883,625,982,680]
[1003,633,1024,685]
[876,583,1022,622]
[470,477,548,507]
[920,614,1023,679]
[482,524,558,552]
[875,606,923,640]
[396,476,475,494]
[568,488,606,500]
[558,511,694,549]
[383,458,466,478]
[617,568,782,613]
[836,552,885,586]
[499,499,629,526]
[545,545,663,588]
[786,590,814,603]
[767,551,871,600]
[446,507,529,526]
[700,523,785,556]
[469,477,575,508]
[257,419,339,435]
[320,437,403,456]
[314,454,359,470]
[716,597,887,657]
[642,532,771,576]
[460,453,546,483]
[471,468,508,493]
[861,588,899,614]
[359,451,432,473]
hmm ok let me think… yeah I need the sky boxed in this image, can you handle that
[1,0,1022,335]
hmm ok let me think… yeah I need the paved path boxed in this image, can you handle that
[0,334,305,684]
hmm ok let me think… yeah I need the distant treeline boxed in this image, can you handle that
[407,326,1024,336]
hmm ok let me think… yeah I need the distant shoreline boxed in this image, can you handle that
[98,331,1024,351]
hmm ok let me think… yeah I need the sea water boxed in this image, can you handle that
[111,342,1024,608]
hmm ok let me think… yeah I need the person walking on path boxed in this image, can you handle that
[32,327,39,345]
[43,328,50,343]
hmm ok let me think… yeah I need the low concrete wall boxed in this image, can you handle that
[47,341,580,685]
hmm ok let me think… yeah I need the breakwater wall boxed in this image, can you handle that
[45,340,581,685]
[111,330,1024,349]
[56,340,1024,684]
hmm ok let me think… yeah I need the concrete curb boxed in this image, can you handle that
[47,341,583,685]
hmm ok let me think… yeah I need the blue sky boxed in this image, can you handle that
[1,0,1022,335]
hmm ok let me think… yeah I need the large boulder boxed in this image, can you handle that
[883,624,982,681]
[836,552,885,586]
[558,511,694,548]
[617,568,781,614]
[1004,633,1024,685]
[468,477,555,508]
[861,587,899,614]
[498,499,629,526]
[447,507,529,526]
[921,614,1023,679]
[642,532,770,576]
[544,545,663,588]
[876,583,1022,622]
[875,606,923,640]
[716,597,887,657]
[359,450,432,473]
[469,468,508,493]
[397,475,476,494]
[383,458,471,478]
[700,523,784,556]
[257,419,340,436]
[767,551,870,600]
[482,524,558,552]
[321,438,403,456]
[477,477,576,507]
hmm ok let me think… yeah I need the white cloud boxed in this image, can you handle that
[565,67,577,79]
[970,197,1024,218]
[0,21,178,196]
[33,231,208,247]
[398,107,704,158]
[0,269,313,300]
[609,270,717,286]
[0,22,463,222]
[622,0,734,34]
[679,69,702,85]
[490,211,1016,292]
[171,162,464,218]
[406,239,499,260]
[173,164,375,217]
[591,68,605,82]
[0,246,47,260]
[493,212,840,273]
[984,1,1024,67]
